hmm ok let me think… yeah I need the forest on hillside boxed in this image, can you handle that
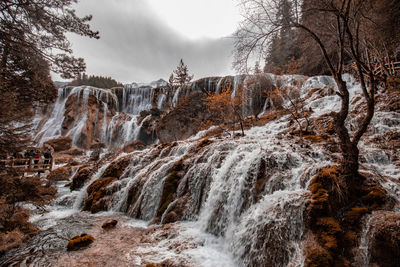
[69,74,123,89]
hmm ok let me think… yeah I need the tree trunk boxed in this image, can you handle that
[333,78,359,177]
[341,142,360,176]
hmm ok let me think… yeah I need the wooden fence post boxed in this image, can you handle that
[50,157,54,171]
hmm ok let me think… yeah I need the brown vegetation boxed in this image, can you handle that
[306,166,392,265]
[0,173,56,255]
[67,233,95,251]
[204,82,246,136]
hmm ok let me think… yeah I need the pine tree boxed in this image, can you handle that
[0,0,98,154]
[265,0,300,73]
[172,59,194,89]
[254,61,262,75]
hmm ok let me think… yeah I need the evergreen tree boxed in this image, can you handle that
[0,0,98,154]
[172,59,194,89]
[70,74,123,89]
[265,0,300,73]
[254,61,262,75]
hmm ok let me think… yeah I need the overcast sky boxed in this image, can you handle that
[62,0,241,83]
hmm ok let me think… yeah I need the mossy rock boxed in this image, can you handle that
[67,233,94,251]
[156,159,185,218]
[315,217,342,250]
[308,166,343,218]
[195,138,213,152]
[101,156,131,179]
[83,177,117,213]
[70,166,93,191]
[361,185,386,207]
[305,246,333,267]
[47,166,72,182]
[101,219,118,230]
[344,207,369,223]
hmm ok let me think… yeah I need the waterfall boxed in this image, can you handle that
[34,83,160,148]
[121,86,155,115]
[3,73,399,267]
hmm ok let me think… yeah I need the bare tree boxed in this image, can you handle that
[234,0,388,177]
[275,85,310,133]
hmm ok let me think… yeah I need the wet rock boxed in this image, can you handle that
[63,147,85,156]
[156,92,212,143]
[61,93,116,149]
[194,138,213,152]
[369,213,400,267]
[156,159,185,219]
[89,149,101,161]
[101,219,118,230]
[139,108,162,119]
[44,136,72,152]
[90,141,106,150]
[67,233,94,251]
[161,195,189,224]
[47,166,72,182]
[101,156,131,179]
[70,166,93,191]
[122,140,146,153]
[83,177,117,213]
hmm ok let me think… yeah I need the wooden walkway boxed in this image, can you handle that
[0,158,54,173]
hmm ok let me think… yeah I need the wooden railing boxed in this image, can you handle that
[373,61,400,76]
[352,61,400,77]
[0,158,54,172]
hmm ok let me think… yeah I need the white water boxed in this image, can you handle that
[8,74,399,266]
[34,84,158,147]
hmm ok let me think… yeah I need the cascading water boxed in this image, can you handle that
[5,73,399,266]
[34,82,161,148]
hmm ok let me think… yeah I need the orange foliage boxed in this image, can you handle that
[204,82,245,136]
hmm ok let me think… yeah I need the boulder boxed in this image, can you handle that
[156,92,212,143]
[83,177,117,213]
[67,233,94,251]
[47,166,72,181]
[101,156,131,179]
[70,166,93,191]
[369,213,400,267]
[63,147,85,156]
[101,219,118,230]
[90,141,106,150]
[122,140,146,153]
[44,137,72,152]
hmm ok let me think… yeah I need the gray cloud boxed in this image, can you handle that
[67,0,236,83]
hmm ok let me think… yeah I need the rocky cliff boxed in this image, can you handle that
[33,75,276,150]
